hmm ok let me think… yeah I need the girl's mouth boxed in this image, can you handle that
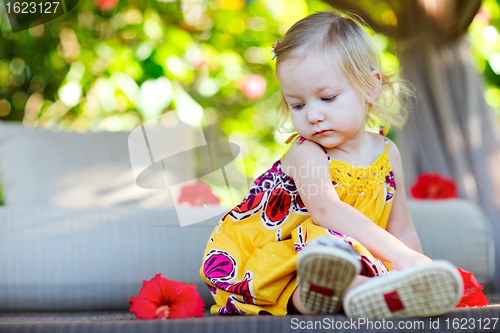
[314,130,332,136]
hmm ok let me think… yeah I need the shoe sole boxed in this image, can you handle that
[298,245,361,314]
[343,261,463,319]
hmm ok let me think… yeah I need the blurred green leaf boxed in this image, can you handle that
[0,0,498,187]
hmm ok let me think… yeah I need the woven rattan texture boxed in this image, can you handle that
[1,305,500,333]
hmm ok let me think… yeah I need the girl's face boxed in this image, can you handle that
[277,52,370,149]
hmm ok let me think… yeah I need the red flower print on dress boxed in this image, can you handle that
[219,295,247,315]
[228,191,267,221]
[207,283,218,296]
[456,268,489,308]
[385,171,396,190]
[178,181,220,206]
[213,271,255,305]
[263,187,292,225]
[410,173,458,199]
[129,273,205,320]
[227,160,308,229]
[384,171,396,202]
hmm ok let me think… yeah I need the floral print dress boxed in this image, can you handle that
[200,133,396,315]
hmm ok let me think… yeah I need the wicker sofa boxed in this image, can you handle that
[0,120,498,332]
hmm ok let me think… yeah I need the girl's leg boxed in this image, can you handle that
[290,275,370,314]
[347,274,370,290]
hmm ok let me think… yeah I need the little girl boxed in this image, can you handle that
[200,11,482,317]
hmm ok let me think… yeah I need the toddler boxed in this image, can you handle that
[200,10,478,318]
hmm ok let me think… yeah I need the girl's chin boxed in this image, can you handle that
[309,138,339,149]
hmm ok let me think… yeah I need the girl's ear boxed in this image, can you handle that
[366,70,382,104]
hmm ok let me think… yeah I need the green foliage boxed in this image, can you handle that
[0,0,334,178]
[0,0,498,186]
[469,0,500,116]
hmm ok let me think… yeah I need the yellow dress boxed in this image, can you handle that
[200,133,396,315]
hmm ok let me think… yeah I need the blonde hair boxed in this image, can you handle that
[274,10,414,133]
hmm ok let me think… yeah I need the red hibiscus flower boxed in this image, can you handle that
[456,268,489,308]
[129,273,205,319]
[410,173,458,199]
[178,182,220,206]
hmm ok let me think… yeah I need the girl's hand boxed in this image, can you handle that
[389,248,433,271]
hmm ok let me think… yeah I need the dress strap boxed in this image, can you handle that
[379,124,391,137]
[284,133,305,145]
[284,133,299,144]
[322,147,331,162]
[281,133,300,160]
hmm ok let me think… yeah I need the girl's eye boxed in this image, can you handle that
[322,96,337,102]
[291,104,304,110]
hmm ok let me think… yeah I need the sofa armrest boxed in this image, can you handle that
[0,207,224,311]
[408,199,495,288]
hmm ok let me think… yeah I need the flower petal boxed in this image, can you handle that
[456,268,489,308]
[171,285,205,318]
[129,297,161,319]
[137,273,164,303]
[410,173,458,200]
[129,273,205,320]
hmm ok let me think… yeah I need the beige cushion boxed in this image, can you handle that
[0,207,220,310]
[409,199,495,286]
[0,121,195,207]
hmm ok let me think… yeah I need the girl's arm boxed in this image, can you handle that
[385,139,424,254]
[282,140,431,270]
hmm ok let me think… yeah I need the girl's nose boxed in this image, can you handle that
[308,108,325,123]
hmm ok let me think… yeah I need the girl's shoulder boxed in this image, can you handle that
[385,135,402,170]
[280,138,329,179]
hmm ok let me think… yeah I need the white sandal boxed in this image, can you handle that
[343,260,463,319]
[297,237,361,314]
